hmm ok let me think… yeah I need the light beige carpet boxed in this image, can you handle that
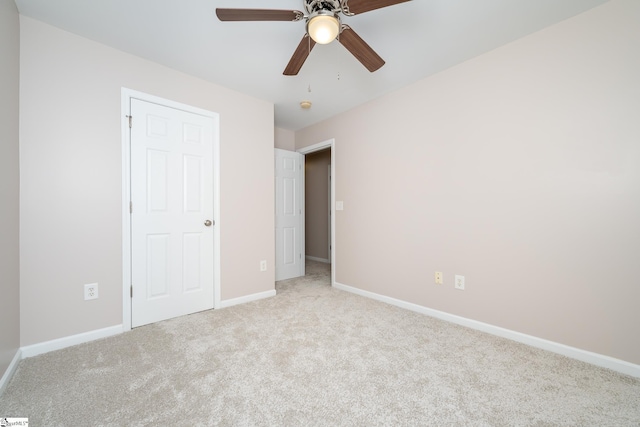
[1,261,639,426]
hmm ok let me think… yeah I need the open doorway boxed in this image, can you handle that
[298,139,335,286]
[304,148,331,263]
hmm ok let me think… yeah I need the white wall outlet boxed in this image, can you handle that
[435,271,443,284]
[336,201,344,211]
[455,275,465,290]
[260,260,267,272]
[84,283,99,300]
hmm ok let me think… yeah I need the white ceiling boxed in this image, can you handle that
[15,0,608,131]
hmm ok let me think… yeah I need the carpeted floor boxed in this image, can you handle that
[1,260,639,426]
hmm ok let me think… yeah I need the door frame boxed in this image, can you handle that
[328,164,332,263]
[298,138,335,286]
[121,88,221,331]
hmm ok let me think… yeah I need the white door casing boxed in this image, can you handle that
[128,96,217,327]
[328,164,332,262]
[275,149,304,281]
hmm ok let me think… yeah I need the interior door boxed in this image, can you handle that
[275,148,304,281]
[130,98,215,327]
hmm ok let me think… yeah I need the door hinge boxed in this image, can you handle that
[300,253,302,259]
[127,115,132,128]
[129,201,133,213]
[130,285,133,298]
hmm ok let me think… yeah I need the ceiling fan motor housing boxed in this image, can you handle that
[304,0,342,14]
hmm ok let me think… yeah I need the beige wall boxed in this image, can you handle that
[19,17,275,346]
[0,0,21,376]
[274,127,295,151]
[296,0,640,365]
[305,149,331,261]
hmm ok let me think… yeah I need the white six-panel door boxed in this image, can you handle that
[275,149,304,281]
[130,98,215,327]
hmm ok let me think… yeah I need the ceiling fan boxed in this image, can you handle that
[216,0,412,76]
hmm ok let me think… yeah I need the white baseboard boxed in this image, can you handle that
[21,324,124,359]
[0,349,22,396]
[306,256,330,264]
[333,281,640,379]
[219,289,276,309]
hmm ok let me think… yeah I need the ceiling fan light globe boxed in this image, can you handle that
[308,14,340,44]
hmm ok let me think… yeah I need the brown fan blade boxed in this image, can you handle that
[344,0,411,15]
[216,8,303,22]
[338,26,385,72]
[283,35,316,76]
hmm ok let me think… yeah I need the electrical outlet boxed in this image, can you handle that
[455,275,465,290]
[84,283,99,300]
[260,260,267,272]
[435,271,443,285]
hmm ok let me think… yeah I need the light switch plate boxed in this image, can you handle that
[336,201,344,211]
